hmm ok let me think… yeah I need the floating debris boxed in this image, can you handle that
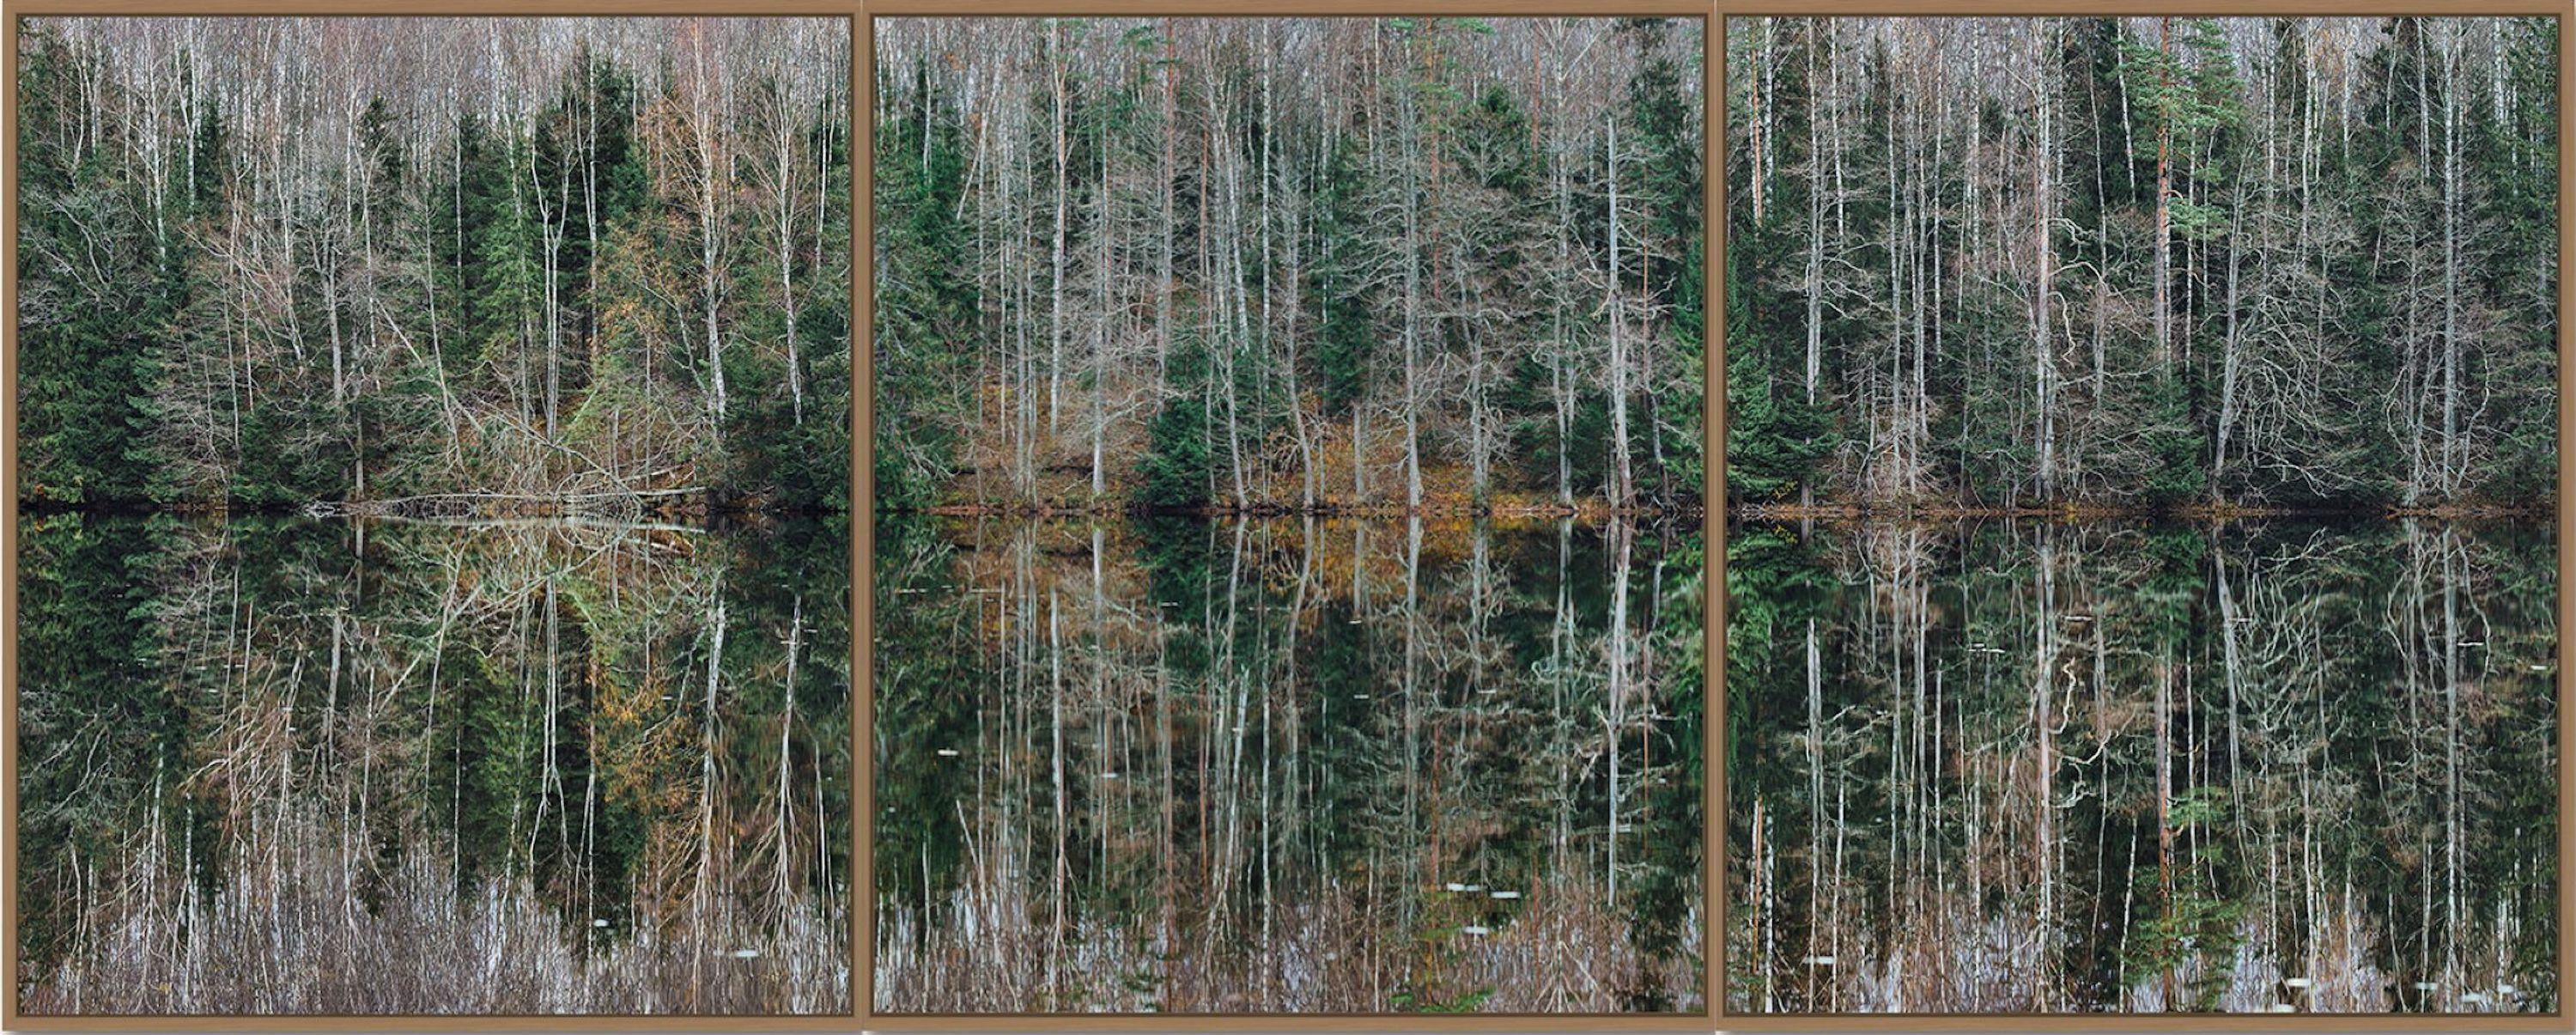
[1489,891,1521,900]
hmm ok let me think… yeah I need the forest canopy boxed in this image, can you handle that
[873,17,1706,515]
[16,18,853,512]
[1724,17,2558,513]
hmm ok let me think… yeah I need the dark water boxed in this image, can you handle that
[1725,519,2558,1014]
[872,515,1705,1014]
[15,512,851,1014]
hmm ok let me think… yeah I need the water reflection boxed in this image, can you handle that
[15,513,852,1014]
[872,515,1704,1014]
[1724,519,2557,1014]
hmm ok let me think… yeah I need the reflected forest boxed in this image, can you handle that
[15,17,852,1014]
[872,16,1707,1015]
[1725,17,2558,1015]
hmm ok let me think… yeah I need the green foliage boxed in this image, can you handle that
[1139,332,1215,510]
[1727,16,2555,511]
[18,32,852,511]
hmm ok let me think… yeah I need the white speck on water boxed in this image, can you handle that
[1490,891,1521,900]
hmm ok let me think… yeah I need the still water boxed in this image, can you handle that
[872,515,1705,1014]
[15,512,852,1015]
[1726,519,2557,1014]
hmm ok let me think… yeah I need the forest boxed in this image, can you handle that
[873,17,1704,514]
[17,18,852,514]
[1724,17,2557,512]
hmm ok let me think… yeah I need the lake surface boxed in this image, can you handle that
[15,513,852,1014]
[1725,518,2558,1014]
[872,515,1706,1014]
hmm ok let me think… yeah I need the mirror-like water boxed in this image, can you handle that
[16,514,852,1014]
[872,515,1705,1014]
[1725,519,2557,1014]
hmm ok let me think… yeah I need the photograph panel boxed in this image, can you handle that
[1722,15,2560,1016]
[15,15,854,1015]
[871,15,1707,1015]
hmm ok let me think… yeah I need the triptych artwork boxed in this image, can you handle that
[5,6,2561,1027]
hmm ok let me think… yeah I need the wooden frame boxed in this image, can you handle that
[0,0,2563,1031]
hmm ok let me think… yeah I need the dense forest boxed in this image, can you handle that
[873,17,1704,514]
[875,516,1703,1012]
[1724,17,2557,512]
[1727,520,2555,1013]
[17,18,852,513]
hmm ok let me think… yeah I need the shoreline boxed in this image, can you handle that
[1725,500,2555,523]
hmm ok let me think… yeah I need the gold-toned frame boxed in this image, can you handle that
[0,0,2564,1031]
